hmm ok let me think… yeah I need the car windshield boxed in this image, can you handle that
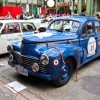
[48,20,80,33]
[21,22,36,32]
[0,23,3,29]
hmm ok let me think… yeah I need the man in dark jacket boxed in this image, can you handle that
[20,13,24,20]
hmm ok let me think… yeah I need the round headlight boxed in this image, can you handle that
[7,45,13,53]
[32,63,39,72]
[40,54,49,65]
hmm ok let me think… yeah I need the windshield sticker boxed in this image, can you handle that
[34,32,53,39]
[87,37,96,57]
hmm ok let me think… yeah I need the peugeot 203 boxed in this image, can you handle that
[8,16,100,86]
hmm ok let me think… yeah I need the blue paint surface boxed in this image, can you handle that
[9,16,100,81]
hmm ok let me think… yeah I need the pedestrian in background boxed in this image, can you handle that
[74,10,78,15]
[80,10,86,16]
[16,14,20,19]
[96,14,100,19]
[93,13,100,19]
[19,12,24,20]
[6,12,13,18]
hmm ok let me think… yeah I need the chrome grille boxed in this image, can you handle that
[13,52,47,73]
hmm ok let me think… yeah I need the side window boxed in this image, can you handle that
[82,22,94,35]
[1,23,20,34]
[94,22,100,33]
[8,23,20,33]
[87,22,93,34]
[13,24,20,33]
[21,22,36,32]
[1,25,9,34]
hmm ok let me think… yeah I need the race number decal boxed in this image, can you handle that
[87,37,96,57]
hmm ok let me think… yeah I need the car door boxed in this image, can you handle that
[0,24,13,54]
[80,21,98,63]
[0,23,22,54]
[94,21,100,55]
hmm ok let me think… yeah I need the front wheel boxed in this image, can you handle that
[53,58,73,87]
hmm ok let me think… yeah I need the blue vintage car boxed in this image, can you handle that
[8,16,100,87]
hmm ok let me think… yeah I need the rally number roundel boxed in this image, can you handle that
[53,59,59,66]
[87,37,96,57]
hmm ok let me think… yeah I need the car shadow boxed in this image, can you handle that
[16,74,54,89]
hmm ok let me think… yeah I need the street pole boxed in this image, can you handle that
[2,0,5,6]
[71,0,74,15]
[56,0,58,15]
[16,0,17,6]
[78,0,82,15]
[20,0,22,6]
[90,0,93,16]
[6,0,9,5]
[26,0,29,12]
[31,0,33,15]
[86,0,91,16]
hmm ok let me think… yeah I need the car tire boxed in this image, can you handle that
[53,58,73,87]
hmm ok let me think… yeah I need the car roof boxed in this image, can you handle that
[55,16,100,23]
[0,20,34,23]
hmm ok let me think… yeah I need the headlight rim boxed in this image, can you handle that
[40,54,49,65]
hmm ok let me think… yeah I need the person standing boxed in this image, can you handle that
[19,12,24,20]
[6,12,13,18]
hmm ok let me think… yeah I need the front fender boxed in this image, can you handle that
[12,41,21,52]
[43,43,83,80]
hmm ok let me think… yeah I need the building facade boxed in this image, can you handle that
[0,0,42,15]
[0,0,100,16]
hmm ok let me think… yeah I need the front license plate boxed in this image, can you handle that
[15,65,28,76]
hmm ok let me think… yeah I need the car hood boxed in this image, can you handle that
[22,30,78,44]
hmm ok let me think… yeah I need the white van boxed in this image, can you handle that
[0,20,37,55]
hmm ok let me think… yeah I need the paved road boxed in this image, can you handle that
[0,55,100,100]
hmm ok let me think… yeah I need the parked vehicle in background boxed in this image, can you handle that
[0,20,37,55]
[40,16,55,28]
[30,18,43,29]
[30,16,55,29]
[8,16,100,87]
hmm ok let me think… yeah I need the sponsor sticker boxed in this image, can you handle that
[98,41,100,46]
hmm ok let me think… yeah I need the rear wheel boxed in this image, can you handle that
[53,58,73,87]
